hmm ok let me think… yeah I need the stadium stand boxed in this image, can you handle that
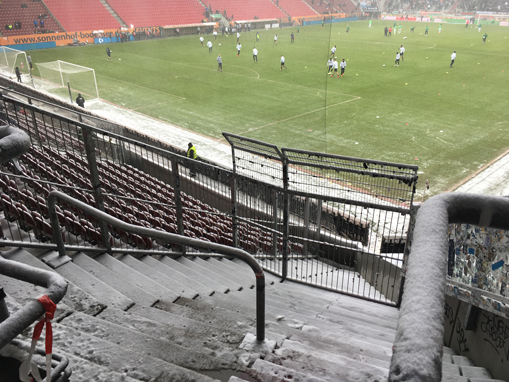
[42,0,121,32]
[303,0,340,14]
[205,0,286,21]
[9,138,298,254]
[106,0,205,28]
[278,0,318,17]
[0,0,60,36]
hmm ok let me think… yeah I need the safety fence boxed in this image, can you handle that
[0,92,418,305]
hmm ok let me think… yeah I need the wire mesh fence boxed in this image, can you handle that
[224,133,419,304]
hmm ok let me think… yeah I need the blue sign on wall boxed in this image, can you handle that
[94,37,111,44]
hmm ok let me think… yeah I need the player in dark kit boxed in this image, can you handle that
[106,47,111,61]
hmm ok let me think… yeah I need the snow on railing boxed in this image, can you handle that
[389,193,509,381]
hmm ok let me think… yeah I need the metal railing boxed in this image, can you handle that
[0,256,68,349]
[47,190,266,341]
[0,89,420,305]
[389,193,509,382]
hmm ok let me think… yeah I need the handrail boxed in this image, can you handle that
[389,193,509,381]
[0,257,68,349]
[47,190,266,341]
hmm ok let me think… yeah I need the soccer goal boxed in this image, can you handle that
[0,47,29,78]
[35,60,99,100]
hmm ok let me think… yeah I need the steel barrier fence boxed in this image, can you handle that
[0,93,419,305]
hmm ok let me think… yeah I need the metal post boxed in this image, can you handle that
[171,157,186,254]
[397,204,418,307]
[282,156,289,280]
[272,190,278,258]
[230,147,238,248]
[81,124,111,252]
[0,287,9,323]
[303,197,310,256]
[67,81,72,104]
[315,199,322,242]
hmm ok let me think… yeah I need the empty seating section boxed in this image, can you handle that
[278,0,317,17]
[0,0,61,36]
[43,0,120,32]
[2,108,303,255]
[337,1,358,12]
[106,0,204,27]
[304,0,356,14]
[206,0,286,21]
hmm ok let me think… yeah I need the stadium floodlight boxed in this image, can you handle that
[35,60,99,100]
[0,46,29,78]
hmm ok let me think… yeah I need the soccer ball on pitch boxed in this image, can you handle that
[383,64,385,67]
[219,43,221,45]
[119,58,121,61]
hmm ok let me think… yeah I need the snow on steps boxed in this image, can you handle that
[441,347,505,382]
[2,248,505,382]
[59,311,238,371]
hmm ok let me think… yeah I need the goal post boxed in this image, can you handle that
[35,60,99,100]
[0,47,29,78]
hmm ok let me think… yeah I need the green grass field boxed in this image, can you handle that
[29,20,509,196]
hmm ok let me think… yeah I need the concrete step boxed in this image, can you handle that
[49,253,134,311]
[114,253,199,300]
[175,256,243,292]
[459,366,493,379]
[97,305,246,354]
[140,254,215,297]
[127,304,253,338]
[189,293,396,349]
[215,257,257,287]
[50,322,221,382]
[93,253,182,303]
[196,257,254,290]
[70,252,159,306]
[249,358,327,382]
[1,248,106,316]
[453,355,474,366]
[154,298,256,333]
[159,256,231,294]
[269,338,389,382]
[60,311,238,371]
[282,329,392,364]
[442,376,468,382]
[63,353,145,382]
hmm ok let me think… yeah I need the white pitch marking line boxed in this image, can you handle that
[97,74,186,100]
[131,99,185,111]
[237,96,361,135]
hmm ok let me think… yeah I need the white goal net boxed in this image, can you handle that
[0,47,29,78]
[35,60,99,100]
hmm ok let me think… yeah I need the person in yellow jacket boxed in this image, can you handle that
[187,142,197,176]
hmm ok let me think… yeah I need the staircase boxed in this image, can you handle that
[0,246,504,381]
[449,0,460,12]
[100,0,128,28]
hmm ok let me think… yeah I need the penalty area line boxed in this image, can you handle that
[237,96,361,136]
[131,99,186,111]
[97,74,186,100]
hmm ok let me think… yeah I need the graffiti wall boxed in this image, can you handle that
[445,295,509,380]
[447,224,509,318]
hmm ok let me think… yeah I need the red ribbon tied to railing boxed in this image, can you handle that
[33,295,56,355]
[19,294,56,382]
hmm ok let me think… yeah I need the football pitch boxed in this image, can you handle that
[30,20,509,197]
